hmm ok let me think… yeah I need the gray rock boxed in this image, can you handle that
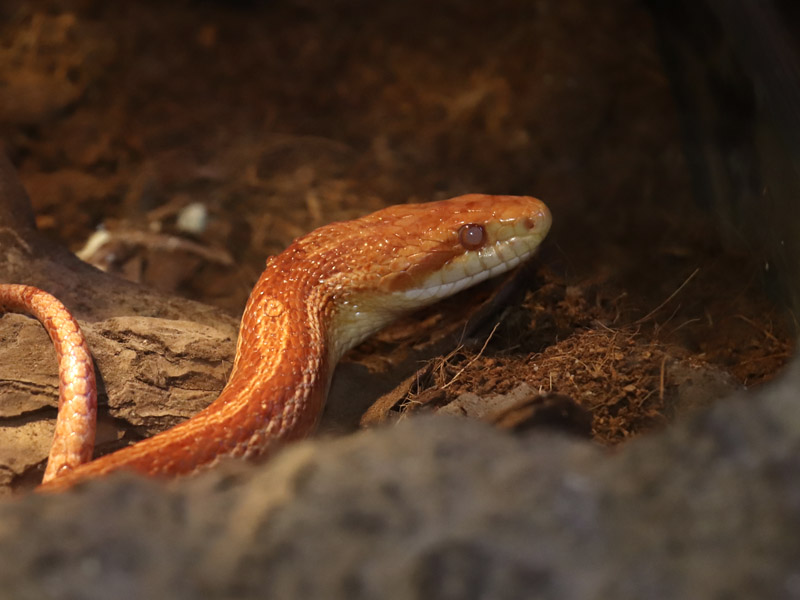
[1,360,800,599]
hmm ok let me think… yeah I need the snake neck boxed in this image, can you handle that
[153,254,338,463]
[40,252,336,490]
[225,254,336,445]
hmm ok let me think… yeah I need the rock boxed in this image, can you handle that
[1,360,799,599]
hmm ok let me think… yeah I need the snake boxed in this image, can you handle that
[0,194,551,492]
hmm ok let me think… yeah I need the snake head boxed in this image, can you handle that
[313,193,551,356]
[375,194,551,301]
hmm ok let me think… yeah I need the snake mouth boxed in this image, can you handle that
[399,207,551,304]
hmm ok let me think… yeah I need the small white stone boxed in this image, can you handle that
[177,202,209,235]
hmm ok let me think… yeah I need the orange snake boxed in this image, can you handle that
[0,194,551,492]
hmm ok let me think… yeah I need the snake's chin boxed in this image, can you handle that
[400,240,543,303]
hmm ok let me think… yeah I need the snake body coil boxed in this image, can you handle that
[0,194,551,491]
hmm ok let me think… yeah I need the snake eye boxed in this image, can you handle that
[458,223,486,250]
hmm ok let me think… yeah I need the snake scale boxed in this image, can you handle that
[0,194,551,491]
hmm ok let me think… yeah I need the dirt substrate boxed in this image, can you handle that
[0,0,794,467]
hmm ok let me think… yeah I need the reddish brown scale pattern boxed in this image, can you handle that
[296,193,549,291]
[0,284,97,482]
[14,194,549,492]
